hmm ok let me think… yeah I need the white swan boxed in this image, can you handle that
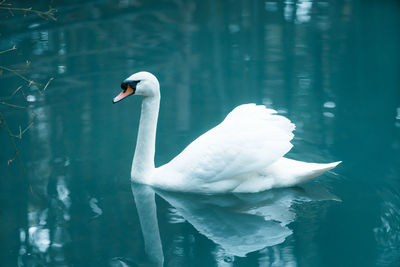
[113,71,341,193]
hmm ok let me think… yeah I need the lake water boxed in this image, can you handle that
[1,0,400,266]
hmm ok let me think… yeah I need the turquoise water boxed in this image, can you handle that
[1,0,400,266]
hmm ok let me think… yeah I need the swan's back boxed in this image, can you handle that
[151,104,296,192]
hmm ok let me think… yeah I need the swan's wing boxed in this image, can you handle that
[162,104,295,182]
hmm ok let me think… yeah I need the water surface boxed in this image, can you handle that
[1,0,400,266]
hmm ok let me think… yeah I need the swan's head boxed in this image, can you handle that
[112,71,160,103]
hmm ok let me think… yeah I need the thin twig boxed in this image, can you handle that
[0,85,23,101]
[12,120,34,139]
[0,5,57,21]
[0,45,16,55]
[0,66,40,86]
[0,112,25,169]
[20,87,27,100]
[39,77,54,94]
[10,85,22,97]
[0,101,28,109]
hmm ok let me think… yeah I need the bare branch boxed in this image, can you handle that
[0,66,40,86]
[0,3,57,21]
[0,45,16,55]
[11,120,34,139]
[0,2,55,183]
[20,120,34,137]
[0,85,23,101]
[10,85,22,97]
[39,77,54,94]
[0,112,23,167]
[0,101,28,109]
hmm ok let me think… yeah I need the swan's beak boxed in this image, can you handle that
[113,85,134,104]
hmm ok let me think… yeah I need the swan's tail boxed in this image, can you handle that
[308,161,341,178]
[267,158,342,187]
[232,159,341,193]
[291,160,341,185]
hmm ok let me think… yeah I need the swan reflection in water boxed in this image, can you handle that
[130,182,339,266]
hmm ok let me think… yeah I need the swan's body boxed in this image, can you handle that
[113,72,341,193]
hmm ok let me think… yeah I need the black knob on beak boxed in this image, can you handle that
[121,81,128,91]
[121,80,139,92]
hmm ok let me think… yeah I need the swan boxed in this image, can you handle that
[113,71,341,193]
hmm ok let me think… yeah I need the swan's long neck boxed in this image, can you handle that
[131,94,160,182]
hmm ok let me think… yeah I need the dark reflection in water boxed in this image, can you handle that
[0,0,400,266]
[132,182,339,266]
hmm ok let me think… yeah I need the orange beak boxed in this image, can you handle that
[113,85,134,104]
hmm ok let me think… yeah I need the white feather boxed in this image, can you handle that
[152,104,295,190]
